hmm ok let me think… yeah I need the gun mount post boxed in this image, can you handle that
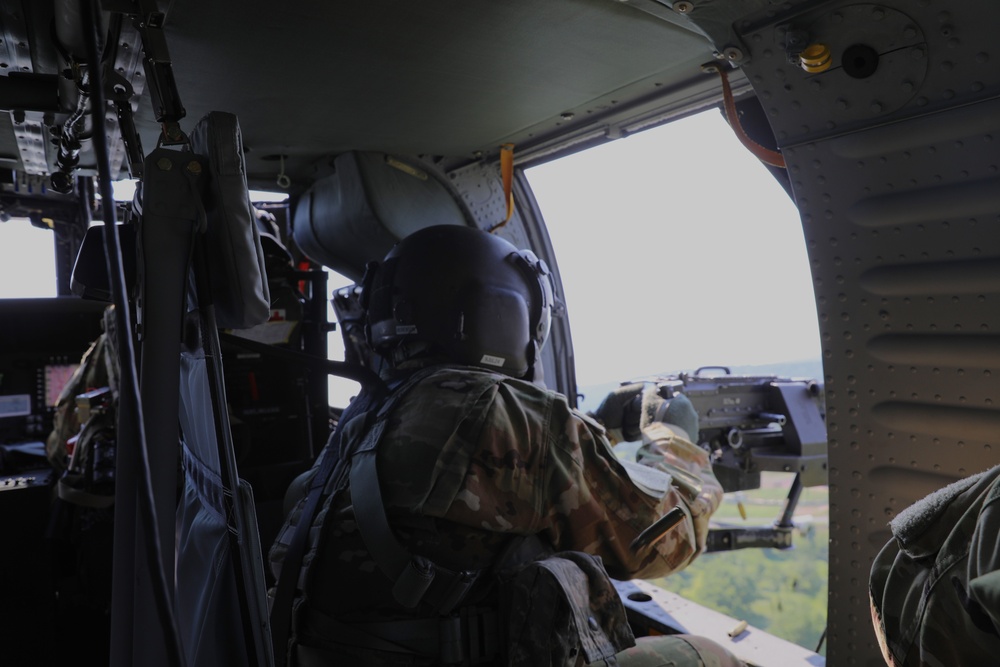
[704,525,793,551]
[776,473,804,530]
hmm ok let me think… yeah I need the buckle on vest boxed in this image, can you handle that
[392,556,436,608]
[433,569,479,614]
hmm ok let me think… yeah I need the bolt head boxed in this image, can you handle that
[157,157,173,171]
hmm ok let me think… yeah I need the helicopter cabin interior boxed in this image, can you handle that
[1,1,999,666]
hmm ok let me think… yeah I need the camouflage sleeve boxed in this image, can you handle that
[388,373,716,580]
[634,422,724,558]
[540,401,716,580]
[508,382,720,578]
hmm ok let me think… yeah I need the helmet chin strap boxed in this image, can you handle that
[527,340,546,388]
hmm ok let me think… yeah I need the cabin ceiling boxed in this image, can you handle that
[0,0,764,193]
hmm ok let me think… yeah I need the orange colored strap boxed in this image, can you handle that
[500,143,515,222]
[714,66,786,169]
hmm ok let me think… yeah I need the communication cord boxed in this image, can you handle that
[80,1,186,665]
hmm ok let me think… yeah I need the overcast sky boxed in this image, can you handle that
[527,109,821,387]
[0,220,56,298]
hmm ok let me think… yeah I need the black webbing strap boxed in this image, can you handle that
[269,385,385,667]
[347,370,515,617]
[350,445,480,614]
[272,367,496,663]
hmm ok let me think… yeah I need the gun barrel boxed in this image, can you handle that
[757,412,787,426]
[721,426,783,450]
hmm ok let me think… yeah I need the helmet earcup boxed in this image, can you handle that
[363,225,553,378]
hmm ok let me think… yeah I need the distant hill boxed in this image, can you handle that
[575,359,824,412]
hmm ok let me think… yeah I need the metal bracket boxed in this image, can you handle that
[106,71,145,177]
[705,525,794,552]
[110,0,187,126]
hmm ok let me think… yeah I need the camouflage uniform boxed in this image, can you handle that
[870,464,1000,666]
[270,365,741,666]
[592,636,747,667]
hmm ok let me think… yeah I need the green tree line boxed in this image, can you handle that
[652,525,829,655]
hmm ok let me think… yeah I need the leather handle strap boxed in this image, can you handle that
[708,63,787,169]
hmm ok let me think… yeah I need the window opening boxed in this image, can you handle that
[527,109,827,655]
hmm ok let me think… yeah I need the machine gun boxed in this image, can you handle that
[621,367,828,552]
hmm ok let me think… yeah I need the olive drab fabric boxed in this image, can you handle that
[501,550,635,665]
[269,365,733,665]
[870,464,1000,666]
[588,635,747,667]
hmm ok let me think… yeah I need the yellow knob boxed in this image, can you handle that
[800,43,832,73]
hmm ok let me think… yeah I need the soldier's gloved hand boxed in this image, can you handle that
[646,391,698,443]
[589,382,644,443]
[636,391,705,488]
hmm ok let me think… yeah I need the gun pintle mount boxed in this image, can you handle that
[623,367,828,552]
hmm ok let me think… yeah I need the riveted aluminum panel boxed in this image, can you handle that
[725,1,1000,664]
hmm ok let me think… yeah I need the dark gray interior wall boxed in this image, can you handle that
[731,2,1000,665]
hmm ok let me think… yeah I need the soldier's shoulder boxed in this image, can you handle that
[409,366,558,398]
[404,366,578,425]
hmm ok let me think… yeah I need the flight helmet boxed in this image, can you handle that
[363,225,554,379]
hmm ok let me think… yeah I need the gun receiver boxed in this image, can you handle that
[626,367,828,493]
[619,367,828,552]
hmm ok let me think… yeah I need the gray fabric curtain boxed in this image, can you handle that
[176,350,273,666]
